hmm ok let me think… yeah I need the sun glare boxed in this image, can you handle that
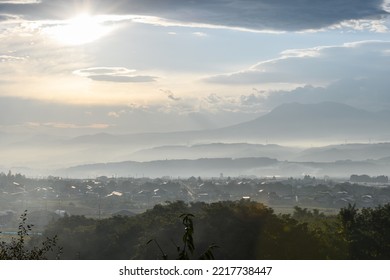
[47,14,111,45]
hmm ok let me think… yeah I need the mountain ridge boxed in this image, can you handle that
[66,102,390,146]
[51,156,389,179]
[2,102,390,171]
[215,102,388,141]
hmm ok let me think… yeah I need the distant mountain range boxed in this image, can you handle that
[66,102,390,147]
[128,143,300,161]
[53,156,390,179]
[127,142,390,163]
[2,101,390,175]
[296,143,390,162]
[57,157,278,178]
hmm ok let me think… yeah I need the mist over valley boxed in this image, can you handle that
[1,102,390,179]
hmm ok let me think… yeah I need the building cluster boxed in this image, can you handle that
[1,171,390,229]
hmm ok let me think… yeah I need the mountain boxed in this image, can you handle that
[3,102,390,171]
[57,157,279,178]
[54,156,390,179]
[127,141,390,164]
[215,102,390,142]
[128,143,300,161]
[296,143,390,162]
[67,102,390,147]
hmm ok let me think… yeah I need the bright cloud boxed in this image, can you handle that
[192,31,207,37]
[0,0,40,3]
[42,14,113,45]
[330,19,389,33]
[206,41,390,86]
[0,54,26,62]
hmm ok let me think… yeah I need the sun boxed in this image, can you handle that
[47,14,111,45]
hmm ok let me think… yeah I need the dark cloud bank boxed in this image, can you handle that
[1,0,388,31]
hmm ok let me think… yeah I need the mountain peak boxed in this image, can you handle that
[221,102,389,142]
[267,102,368,117]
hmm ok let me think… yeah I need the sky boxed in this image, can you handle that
[1,0,390,136]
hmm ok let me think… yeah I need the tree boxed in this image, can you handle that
[147,213,217,260]
[0,210,61,260]
[339,203,390,259]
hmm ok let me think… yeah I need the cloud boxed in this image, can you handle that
[200,93,265,114]
[0,94,261,138]
[107,110,125,118]
[208,40,390,111]
[107,112,120,118]
[204,93,223,105]
[1,0,388,31]
[167,94,181,101]
[192,31,207,37]
[88,75,156,83]
[206,40,390,85]
[0,0,40,3]
[240,94,265,106]
[263,77,390,111]
[330,18,389,33]
[75,67,135,76]
[160,89,181,101]
[0,54,26,62]
[25,122,110,129]
[73,67,157,83]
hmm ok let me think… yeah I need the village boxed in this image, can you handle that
[1,171,389,230]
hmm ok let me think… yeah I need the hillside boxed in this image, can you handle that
[216,102,390,142]
[67,102,390,146]
[52,156,390,179]
[2,102,390,172]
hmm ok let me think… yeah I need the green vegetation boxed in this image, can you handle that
[2,200,390,260]
[0,211,61,260]
[29,200,390,260]
[339,204,390,259]
[147,213,218,260]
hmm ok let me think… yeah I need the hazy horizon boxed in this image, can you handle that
[1,1,390,176]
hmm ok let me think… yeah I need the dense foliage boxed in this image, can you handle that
[339,204,390,259]
[31,200,390,260]
[0,211,61,260]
